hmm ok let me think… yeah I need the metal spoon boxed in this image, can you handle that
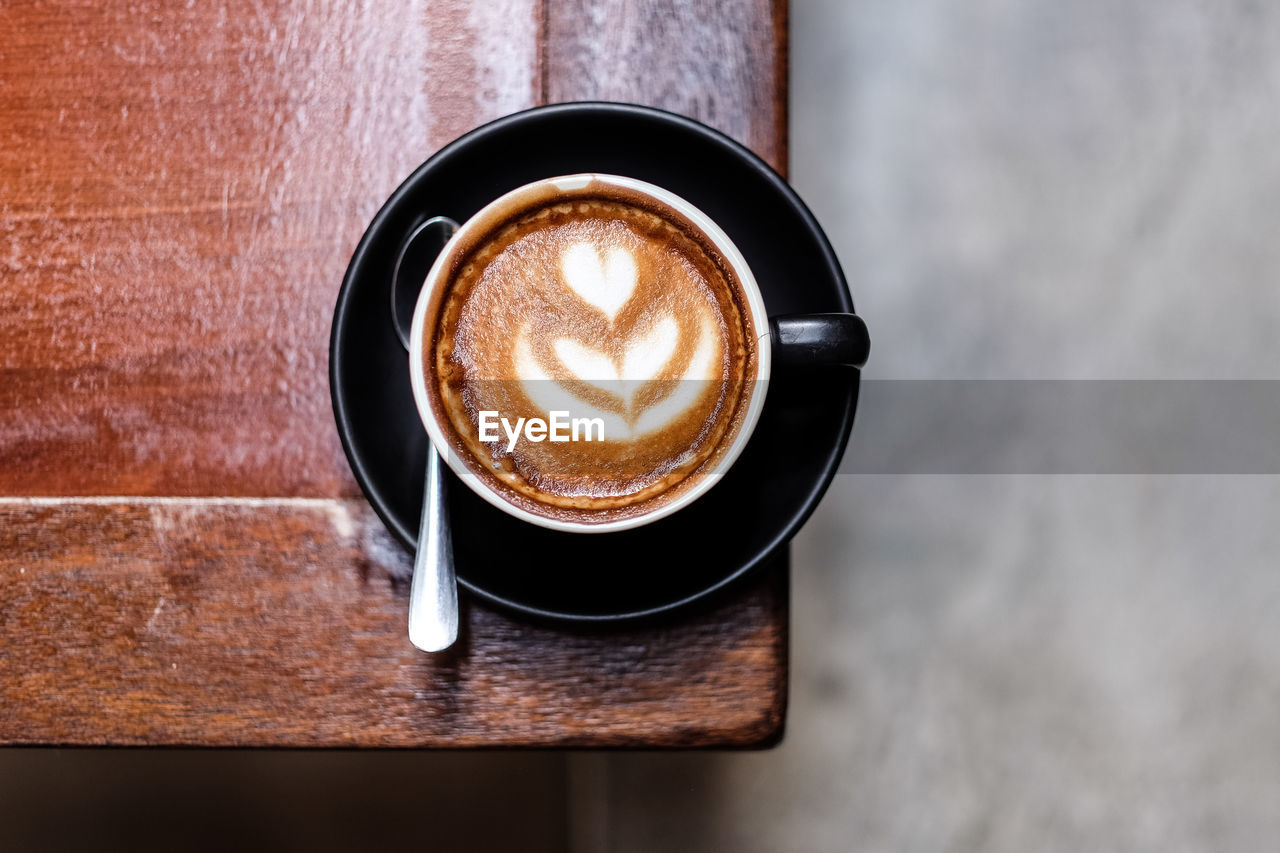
[407,446,456,652]
[390,216,460,652]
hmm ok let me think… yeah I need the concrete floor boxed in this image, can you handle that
[593,0,1280,845]
[5,1,1280,850]
[598,1,1280,851]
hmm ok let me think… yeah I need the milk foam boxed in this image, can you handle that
[511,242,720,439]
[432,196,753,520]
[560,242,637,322]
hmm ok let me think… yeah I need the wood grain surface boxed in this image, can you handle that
[546,0,787,173]
[0,0,790,746]
[0,499,786,746]
[0,0,542,497]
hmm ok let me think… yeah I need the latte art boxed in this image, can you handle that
[429,191,758,524]
[511,241,722,440]
[559,242,637,321]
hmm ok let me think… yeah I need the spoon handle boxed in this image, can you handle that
[408,446,458,652]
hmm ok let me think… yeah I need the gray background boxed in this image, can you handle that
[596,0,1280,850]
[4,0,1280,850]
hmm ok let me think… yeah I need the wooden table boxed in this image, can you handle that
[0,0,789,747]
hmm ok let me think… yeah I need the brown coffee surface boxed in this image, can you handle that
[430,194,756,523]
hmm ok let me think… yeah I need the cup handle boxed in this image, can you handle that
[769,313,870,368]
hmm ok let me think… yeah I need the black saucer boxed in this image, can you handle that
[330,102,860,622]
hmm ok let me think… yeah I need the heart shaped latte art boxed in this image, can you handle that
[504,239,727,438]
[507,242,721,441]
[553,316,680,391]
[560,241,637,322]
[513,320,715,441]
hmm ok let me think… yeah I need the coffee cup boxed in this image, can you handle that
[406,173,868,533]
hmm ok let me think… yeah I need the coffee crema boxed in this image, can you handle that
[426,188,759,524]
